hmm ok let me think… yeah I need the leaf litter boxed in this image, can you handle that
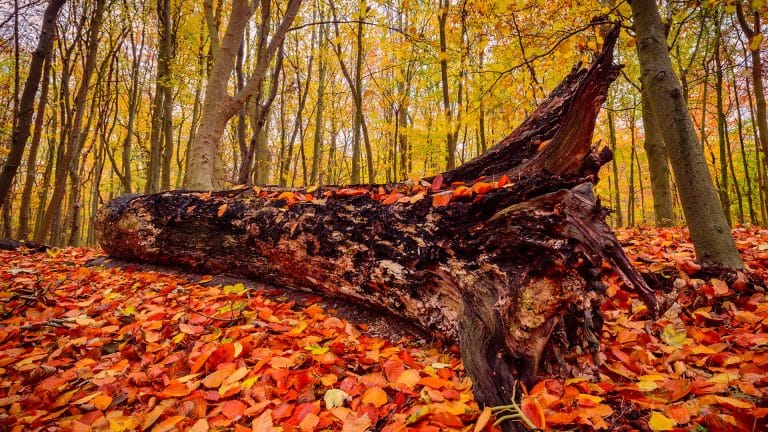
[0,226,767,431]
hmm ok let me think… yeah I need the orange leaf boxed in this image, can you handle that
[520,398,546,429]
[158,380,191,398]
[394,369,420,388]
[251,409,274,431]
[217,203,228,218]
[663,405,690,425]
[299,412,320,432]
[341,414,372,432]
[382,193,404,205]
[361,387,388,407]
[711,278,729,297]
[474,407,492,432]
[179,323,204,335]
[497,174,511,188]
[221,400,246,420]
[471,182,493,195]
[453,186,472,198]
[432,192,452,208]
[203,364,235,388]
[151,415,184,432]
[189,419,209,432]
[92,394,112,410]
[432,410,464,428]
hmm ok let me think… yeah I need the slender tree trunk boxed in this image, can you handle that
[608,104,623,227]
[734,69,758,224]
[279,43,313,186]
[745,76,768,224]
[351,3,365,183]
[310,19,326,185]
[36,0,106,244]
[17,53,53,240]
[628,128,636,227]
[714,33,732,226]
[119,26,144,194]
[0,0,66,205]
[439,0,456,170]
[640,91,674,226]
[34,76,58,240]
[631,0,742,268]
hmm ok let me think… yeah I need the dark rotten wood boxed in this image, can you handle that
[95,26,657,431]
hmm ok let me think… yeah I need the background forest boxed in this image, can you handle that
[0,0,766,246]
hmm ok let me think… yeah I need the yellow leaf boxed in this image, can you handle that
[637,380,658,391]
[648,411,675,431]
[108,413,141,432]
[289,322,308,335]
[638,374,666,381]
[749,34,763,51]
[661,324,689,348]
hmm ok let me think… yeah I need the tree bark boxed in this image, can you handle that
[184,0,302,190]
[36,0,105,245]
[0,0,66,205]
[17,53,53,240]
[631,0,742,268]
[96,27,658,431]
[640,91,674,226]
[439,0,456,170]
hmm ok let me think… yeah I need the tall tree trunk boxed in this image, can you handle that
[146,0,172,193]
[36,0,105,244]
[631,0,742,268]
[351,2,366,183]
[17,53,53,240]
[310,18,326,185]
[0,0,66,205]
[640,91,674,226]
[439,0,456,170]
[714,31,732,226]
[120,25,144,194]
[607,103,623,227]
[745,75,768,224]
[732,68,757,224]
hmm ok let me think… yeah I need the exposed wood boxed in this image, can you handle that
[95,25,657,431]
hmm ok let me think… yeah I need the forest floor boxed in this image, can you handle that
[1,227,767,432]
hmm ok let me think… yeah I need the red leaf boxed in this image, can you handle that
[431,174,444,192]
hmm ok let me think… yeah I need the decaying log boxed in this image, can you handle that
[95,26,657,430]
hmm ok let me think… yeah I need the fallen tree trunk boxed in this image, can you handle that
[96,26,657,429]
